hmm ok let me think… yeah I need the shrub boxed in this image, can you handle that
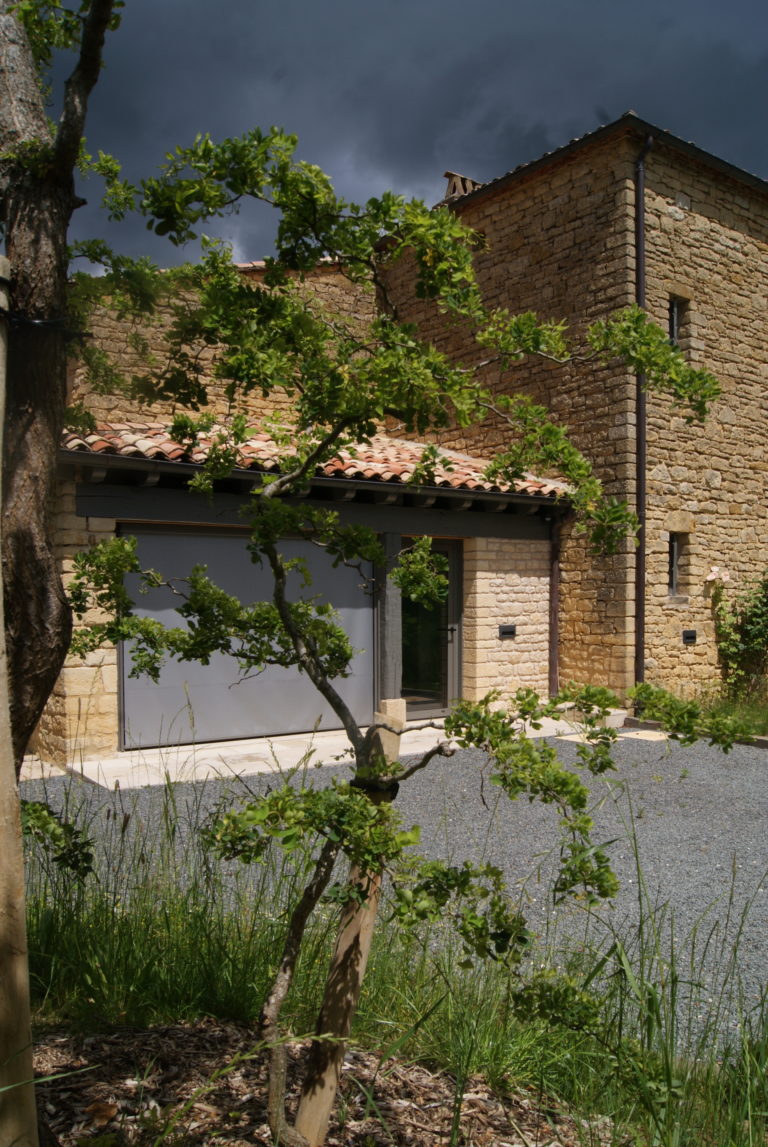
[709,566,768,697]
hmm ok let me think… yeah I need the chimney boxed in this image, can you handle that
[441,171,484,203]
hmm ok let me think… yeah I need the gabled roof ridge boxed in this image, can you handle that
[448,112,768,208]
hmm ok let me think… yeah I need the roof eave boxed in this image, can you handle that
[59,447,566,512]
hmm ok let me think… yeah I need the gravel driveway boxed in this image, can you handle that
[22,730,768,1043]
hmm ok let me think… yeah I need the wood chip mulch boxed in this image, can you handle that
[35,1020,625,1146]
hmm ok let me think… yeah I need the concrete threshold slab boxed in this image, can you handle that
[23,710,629,790]
[615,728,669,742]
[19,757,68,784]
[55,724,453,790]
[557,727,668,745]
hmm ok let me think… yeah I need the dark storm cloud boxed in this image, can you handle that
[62,0,768,264]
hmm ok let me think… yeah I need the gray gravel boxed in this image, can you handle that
[22,733,768,1044]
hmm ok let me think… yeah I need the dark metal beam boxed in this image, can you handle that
[377,533,402,702]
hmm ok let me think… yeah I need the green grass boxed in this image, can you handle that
[24,776,768,1146]
[696,679,768,734]
[698,688,768,738]
[26,778,338,1029]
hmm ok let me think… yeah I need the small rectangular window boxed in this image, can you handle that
[668,532,689,597]
[668,533,680,594]
[668,296,690,348]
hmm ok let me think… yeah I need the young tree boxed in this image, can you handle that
[66,153,724,1144]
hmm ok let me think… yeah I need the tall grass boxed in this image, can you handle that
[24,774,768,1146]
[698,683,768,737]
[25,777,337,1028]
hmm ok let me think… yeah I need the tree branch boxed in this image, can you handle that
[261,417,361,499]
[358,717,455,782]
[396,740,455,782]
[54,0,116,176]
[0,2,51,161]
[264,539,365,758]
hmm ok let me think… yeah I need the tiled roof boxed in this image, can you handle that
[62,423,564,500]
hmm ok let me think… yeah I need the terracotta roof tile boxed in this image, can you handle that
[62,423,564,500]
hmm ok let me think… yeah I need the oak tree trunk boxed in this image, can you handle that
[3,179,73,770]
[0,255,38,1147]
[0,0,115,770]
[0,8,115,1144]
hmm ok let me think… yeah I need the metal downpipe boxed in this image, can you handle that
[634,135,653,687]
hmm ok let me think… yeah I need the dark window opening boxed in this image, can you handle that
[668,296,690,348]
[668,532,688,597]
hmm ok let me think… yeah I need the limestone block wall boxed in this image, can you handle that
[555,524,636,692]
[383,137,640,694]
[31,481,119,764]
[69,264,375,426]
[641,144,768,693]
[462,537,551,700]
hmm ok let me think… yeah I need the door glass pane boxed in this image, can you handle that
[401,591,449,709]
[399,539,459,716]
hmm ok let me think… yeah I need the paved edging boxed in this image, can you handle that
[623,715,768,750]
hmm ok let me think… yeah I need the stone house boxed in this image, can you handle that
[35,113,768,762]
[40,263,564,762]
[383,111,768,700]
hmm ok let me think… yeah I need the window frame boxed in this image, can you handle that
[667,530,690,602]
[668,295,690,349]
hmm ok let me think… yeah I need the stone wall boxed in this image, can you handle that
[31,481,119,764]
[383,135,640,695]
[385,129,768,700]
[641,143,768,693]
[462,537,551,700]
[69,263,376,424]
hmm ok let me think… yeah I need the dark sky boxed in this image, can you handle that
[60,0,768,265]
